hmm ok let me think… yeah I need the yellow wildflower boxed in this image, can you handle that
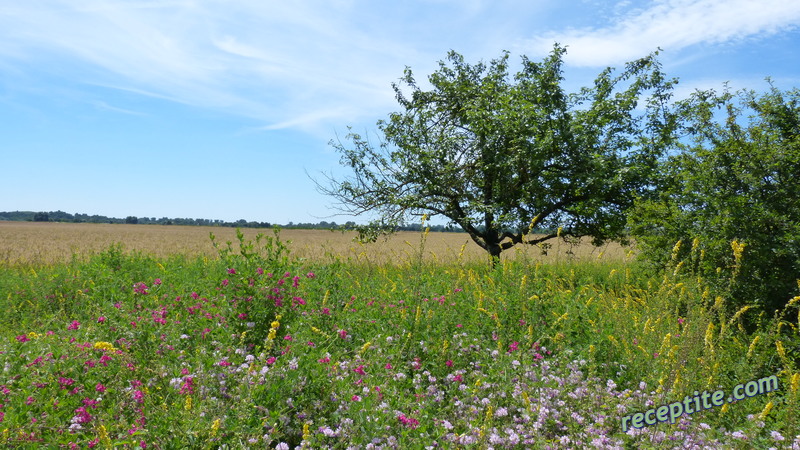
[759,401,774,420]
[747,336,760,358]
[98,424,112,448]
[94,341,117,352]
[210,418,221,437]
[704,323,715,349]
[359,341,372,354]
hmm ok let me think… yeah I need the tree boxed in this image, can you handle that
[630,83,800,313]
[318,45,678,263]
[33,212,49,222]
[125,216,138,224]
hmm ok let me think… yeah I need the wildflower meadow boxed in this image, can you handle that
[1,227,799,449]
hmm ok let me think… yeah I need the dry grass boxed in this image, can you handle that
[0,221,633,266]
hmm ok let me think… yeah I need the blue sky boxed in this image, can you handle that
[1,0,799,224]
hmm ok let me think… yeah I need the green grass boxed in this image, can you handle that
[0,231,798,448]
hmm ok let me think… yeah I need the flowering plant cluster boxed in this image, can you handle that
[0,231,798,448]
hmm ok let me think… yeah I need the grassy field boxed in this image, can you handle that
[0,221,629,266]
[0,222,797,448]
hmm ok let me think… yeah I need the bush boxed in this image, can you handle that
[630,84,800,315]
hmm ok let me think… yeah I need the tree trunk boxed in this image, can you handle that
[487,242,502,268]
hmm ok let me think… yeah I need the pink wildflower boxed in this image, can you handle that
[398,414,420,429]
[133,282,148,295]
[67,320,80,330]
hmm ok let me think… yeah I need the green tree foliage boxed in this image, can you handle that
[630,84,800,313]
[319,45,678,263]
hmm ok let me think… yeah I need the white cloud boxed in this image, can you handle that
[0,1,412,132]
[526,0,800,66]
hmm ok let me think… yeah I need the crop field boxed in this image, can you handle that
[0,221,629,266]
[0,222,798,448]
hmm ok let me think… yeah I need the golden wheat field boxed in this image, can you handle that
[0,221,632,266]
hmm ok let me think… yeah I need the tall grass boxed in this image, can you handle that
[0,229,797,448]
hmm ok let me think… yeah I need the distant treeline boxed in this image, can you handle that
[0,210,472,233]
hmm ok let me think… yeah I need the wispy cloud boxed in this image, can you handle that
[525,0,800,66]
[91,100,146,116]
[0,1,417,132]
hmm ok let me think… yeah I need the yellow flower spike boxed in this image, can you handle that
[790,373,799,394]
[720,403,728,414]
[522,391,530,407]
[728,305,753,326]
[672,261,684,276]
[485,405,493,423]
[98,424,112,449]
[776,341,788,363]
[660,333,672,352]
[94,341,117,352]
[759,401,774,420]
[359,342,372,354]
[210,418,221,437]
[747,336,760,358]
[302,422,311,443]
[672,370,682,390]
[704,323,715,349]
[670,240,682,262]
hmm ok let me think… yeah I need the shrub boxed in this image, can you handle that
[630,84,800,315]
